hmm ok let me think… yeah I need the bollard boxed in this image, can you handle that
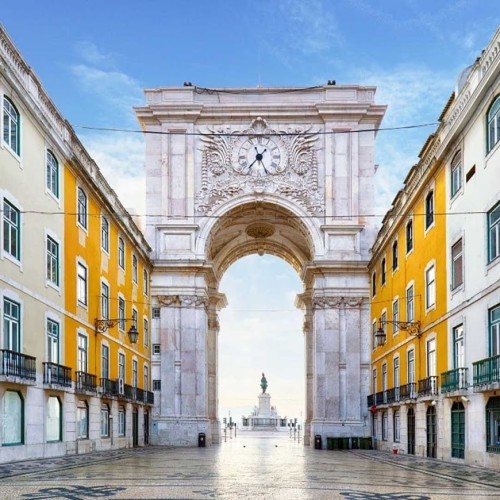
[314,434,322,450]
[198,432,206,447]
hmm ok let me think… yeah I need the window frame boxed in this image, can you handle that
[101,216,109,253]
[453,324,464,369]
[46,395,62,443]
[392,239,398,271]
[487,95,500,154]
[143,269,149,296]
[118,406,126,436]
[381,257,386,285]
[3,199,21,262]
[406,219,413,254]
[118,236,125,270]
[101,281,110,320]
[77,400,89,439]
[3,297,21,352]
[46,150,59,199]
[488,201,500,263]
[450,151,462,198]
[100,403,110,438]
[392,298,399,335]
[118,296,125,331]
[46,234,60,288]
[132,254,138,284]
[406,283,414,322]
[451,238,464,290]
[77,187,88,230]
[425,190,434,230]
[2,390,24,445]
[393,410,400,443]
[3,96,20,156]
[489,304,500,357]
[101,343,110,380]
[425,263,436,310]
[77,332,88,373]
[77,261,88,307]
[46,317,60,364]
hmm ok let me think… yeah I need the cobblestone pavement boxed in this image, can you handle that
[0,433,499,499]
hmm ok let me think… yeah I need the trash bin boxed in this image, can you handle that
[332,437,341,450]
[314,434,322,449]
[341,437,350,450]
[198,432,206,447]
[326,437,334,450]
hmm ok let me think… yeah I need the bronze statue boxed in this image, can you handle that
[260,372,268,393]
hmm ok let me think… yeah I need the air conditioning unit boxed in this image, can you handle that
[117,378,125,395]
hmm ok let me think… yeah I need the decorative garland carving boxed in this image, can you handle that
[157,294,208,309]
[195,118,324,215]
[312,296,365,309]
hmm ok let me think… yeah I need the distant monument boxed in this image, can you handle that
[241,374,286,431]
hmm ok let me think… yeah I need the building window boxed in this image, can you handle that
[451,402,465,459]
[101,216,109,253]
[77,333,88,373]
[406,284,414,322]
[144,365,149,391]
[3,298,20,352]
[47,318,60,364]
[143,269,149,296]
[427,338,437,377]
[393,411,400,442]
[77,188,87,230]
[152,307,160,319]
[47,396,62,442]
[393,357,400,394]
[3,199,20,260]
[381,311,387,344]
[143,318,149,347]
[77,400,88,439]
[451,239,463,290]
[381,258,386,285]
[101,282,110,320]
[425,264,436,309]
[2,390,23,445]
[101,344,109,380]
[372,368,377,394]
[118,237,125,269]
[118,406,126,436]
[77,262,88,306]
[382,363,387,393]
[488,201,500,263]
[392,299,399,335]
[46,150,59,197]
[153,380,161,391]
[453,325,464,369]
[118,297,125,331]
[132,359,138,388]
[118,353,125,381]
[392,240,398,271]
[486,396,500,453]
[153,344,161,355]
[101,404,110,437]
[372,272,376,297]
[382,411,388,441]
[46,236,59,287]
[406,219,413,253]
[490,304,500,357]
[450,152,462,198]
[3,96,20,155]
[132,308,138,331]
[425,191,434,229]
[487,95,500,153]
[372,321,377,350]
[407,349,415,384]
[132,255,138,283]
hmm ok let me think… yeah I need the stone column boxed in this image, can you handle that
[154,293,210,446]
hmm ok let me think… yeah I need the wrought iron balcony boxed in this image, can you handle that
[43,362,72,387]
[124,383,136,400]
[135,387,145,402]
[367,394,375,407]
[441,367,468,392]
[375,391,387,405]
[75,371,97,392]
[473,354,500,387]
[399,382,417,400]
[418,376,438,396]
[100,377,116,396]
[146,391,154,404]
[386,387,401,404]
[0,349,36,381]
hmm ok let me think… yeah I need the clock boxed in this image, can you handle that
[236,136,283,177]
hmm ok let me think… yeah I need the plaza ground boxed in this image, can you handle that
[0,433,499,499]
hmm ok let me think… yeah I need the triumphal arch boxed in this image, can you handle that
[135,85,386,446]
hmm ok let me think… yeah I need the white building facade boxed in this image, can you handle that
[135,84,386,447]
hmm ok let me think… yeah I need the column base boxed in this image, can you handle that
[151,417,211,446]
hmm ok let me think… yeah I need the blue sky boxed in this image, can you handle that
[2,1,498,420]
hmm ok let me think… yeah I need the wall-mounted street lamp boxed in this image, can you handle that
[95,318,139,344]
[375,319,421,347]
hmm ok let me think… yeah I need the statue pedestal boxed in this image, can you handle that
[258,392,271,416]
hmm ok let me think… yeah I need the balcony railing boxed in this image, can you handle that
[375,391,386,405]
[146,391,154,404]
[124,383,136,400]
[0,350,36,380]
[75,371,97,392]
[418,376,438,396]
[386,387,401,404]
[100,377,116,396]
[400,383,417,400]
[367,394,375,407]
[441,367,468,392]
[473,354,500,386]
[43,362,72,387]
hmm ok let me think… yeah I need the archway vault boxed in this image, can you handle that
[204,200,316,278]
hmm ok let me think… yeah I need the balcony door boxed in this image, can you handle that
[407,407,415,455]
[426,405,437,458]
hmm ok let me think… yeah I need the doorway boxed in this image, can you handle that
[407,407,415,455]
[426,405,437,458]
[132,408,139,447]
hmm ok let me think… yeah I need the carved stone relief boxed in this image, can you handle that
[157,294,209,309]
[195,117,324,215]
[312,296,365,309]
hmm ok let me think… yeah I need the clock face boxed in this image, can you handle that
[237,136,283,177]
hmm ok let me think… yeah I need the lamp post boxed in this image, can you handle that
[95,318,139,344]
[375,319,421,346]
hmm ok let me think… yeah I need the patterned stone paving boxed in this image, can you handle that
[0,434,498,499]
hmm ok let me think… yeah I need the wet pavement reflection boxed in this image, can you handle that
[0,433,499,499]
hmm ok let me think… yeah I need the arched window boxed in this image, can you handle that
[3,96,20,155]
[486,396,500,453]
[77,400,88,439]
[101,403,110,437]
[450,151,462,198]
[451,402,465,458]
[77,187,87,229]
[118,406,126,436]
[487,95,500,153]
[2,390,24,445]
[46,150,59,197]
[393,410,400,442]
[47,396,62,442]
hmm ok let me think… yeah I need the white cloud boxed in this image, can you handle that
[74,41,113,67]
